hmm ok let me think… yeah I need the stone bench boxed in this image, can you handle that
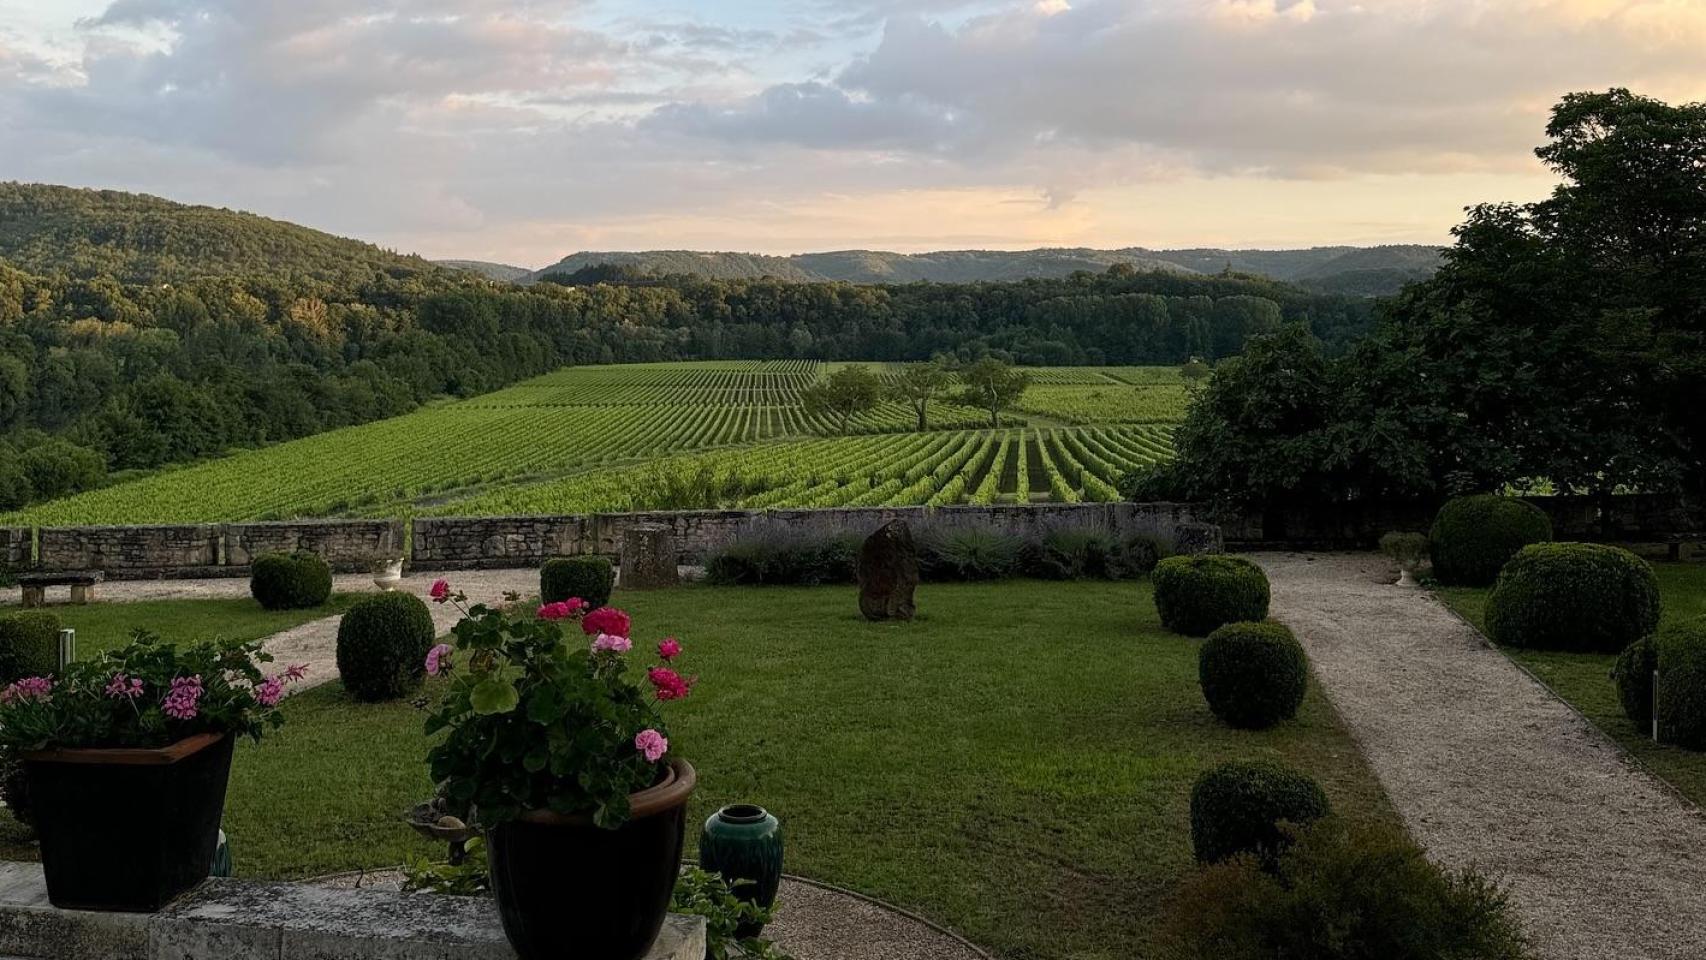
[16,572,103,608]
[0,861,704,960]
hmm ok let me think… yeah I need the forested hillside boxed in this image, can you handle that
[0,182,1376,513]
[519,244,1438,292]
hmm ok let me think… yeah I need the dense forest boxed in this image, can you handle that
[0,182,1377,511]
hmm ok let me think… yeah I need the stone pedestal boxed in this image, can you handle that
[857,519,919,622]
[622,524,679,589]
[0,861,704,960]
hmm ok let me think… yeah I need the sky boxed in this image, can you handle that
[1,0,1703,267]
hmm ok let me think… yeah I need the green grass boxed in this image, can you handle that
[1,581,1392,958]
[13,595,359,659]
[1438,561,1706,806]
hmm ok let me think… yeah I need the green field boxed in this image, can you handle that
[9,362,1186,524]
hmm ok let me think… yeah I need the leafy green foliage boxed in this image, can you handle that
[955,358,1031,428]
[672,867,793,960]
[423,588,688,828]
[800,365,883,435]
[1485,543,1661,653]
[1152,555,1270,637]
[1655,617,1706,749]
[704,533,862,586]
[1160,819,1533,960]
[0,611,62,683]
[540,556,615,608]
[1612,633,1659,733]
[0,631,288,750]
[1198,622,1309,730]
[402,835,492,896]
[888,361,955,431]
[1188,760,1330,866]
[335,593,436,702]
[1429,495,1554,587]
[249,552,333,611]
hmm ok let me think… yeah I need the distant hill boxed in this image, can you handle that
[523,244,1440,294]
[0,182,439,286]
[436,259,533,282]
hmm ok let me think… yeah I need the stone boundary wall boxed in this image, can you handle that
[4,495,1697,579]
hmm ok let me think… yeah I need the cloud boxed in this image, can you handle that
[1,0,1704,261]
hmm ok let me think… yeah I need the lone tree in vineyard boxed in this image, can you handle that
[956,358,1030,428]
[802,364,883,435]
[889,360,954,431]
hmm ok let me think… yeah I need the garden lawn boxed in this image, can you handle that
[1438,560,1706,806]
[4,581,1395,959]
[40,595,360,659]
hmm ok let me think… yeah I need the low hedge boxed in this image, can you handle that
[1152,554,1270,636]
[1484,542,1661,653]
[1199,622,1309,729]
[336,592,436,702]
[250,552,333,610]
[1428,495,1552,587]
[705,533,861,586]
[1189,760,1331,866]
[0,611,61,683]
[1655,618,1706,750]
[540,556,615,608]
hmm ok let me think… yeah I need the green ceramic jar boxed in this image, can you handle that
[698,804,783,938]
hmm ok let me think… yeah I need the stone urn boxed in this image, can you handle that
[373,558,404,591]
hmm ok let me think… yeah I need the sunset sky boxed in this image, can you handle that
[1,0,1702,266]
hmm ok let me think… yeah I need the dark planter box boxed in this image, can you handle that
[22,732,234,912]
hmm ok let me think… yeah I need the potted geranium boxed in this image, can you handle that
[0,632,302,911]
[423,582,697,960]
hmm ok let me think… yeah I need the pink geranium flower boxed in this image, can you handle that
[647,667,693,702]
[104,674,144,700]
[581,607,631,638]
[425,643,453,676]
[536,601,576,621]
[255,676,285,707]
[163,675,204,720]
[634,728,669,763]
[429,579,451,602]
[592,633,632,654]
[657,638,681,661]
[0,676,54,705]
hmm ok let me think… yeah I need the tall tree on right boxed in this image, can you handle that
[955,358,1030,429]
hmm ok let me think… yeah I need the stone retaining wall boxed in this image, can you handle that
[410,516,583,570]
[0,527,28,570]
[37,525,222,578]
[225,520,405,571]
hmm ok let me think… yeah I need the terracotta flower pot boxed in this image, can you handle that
[21,732,234,912]
[487,758,696,960]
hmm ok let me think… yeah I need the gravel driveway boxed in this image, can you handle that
[1257,552,1706,960]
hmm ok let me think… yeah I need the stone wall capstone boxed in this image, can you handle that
[224,520,404,571]
[37,525,221,578]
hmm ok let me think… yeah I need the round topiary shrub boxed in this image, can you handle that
[1199,622,1309,729]
[1189,760,1331,866]
[250,551,333,610]
[1152,554,1270,636]
[1656,617,1706,750]
[1613,633,1659,733]
[1428,495,1553,587]
[1484,542,1661,653]
[0,611,62,683]
[336,592,436,702]
[540,556,614,608]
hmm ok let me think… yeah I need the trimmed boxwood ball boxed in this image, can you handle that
[1152,554,1270,637]
[1189,760,1331,866]
[336,592,436,702]
[1199,622,1309,729]
[1656,618,1706,750]
[0,611,62,682]
[1613,634,1658,732]
[1484,542,1661,653]
[1428,494,1553,587]
[540,556,614,607]
[250,551,333,610]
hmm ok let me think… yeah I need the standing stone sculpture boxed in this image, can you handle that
[622,524,679,589]
[857,519,919,621]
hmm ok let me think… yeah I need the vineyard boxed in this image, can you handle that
[6,362,1188,525]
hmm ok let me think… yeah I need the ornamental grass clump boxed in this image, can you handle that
[0,632,303,751]
[423,579,695,827]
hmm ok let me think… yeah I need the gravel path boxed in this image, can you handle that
[311,872,987,960]
[1258,552,1706,960]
